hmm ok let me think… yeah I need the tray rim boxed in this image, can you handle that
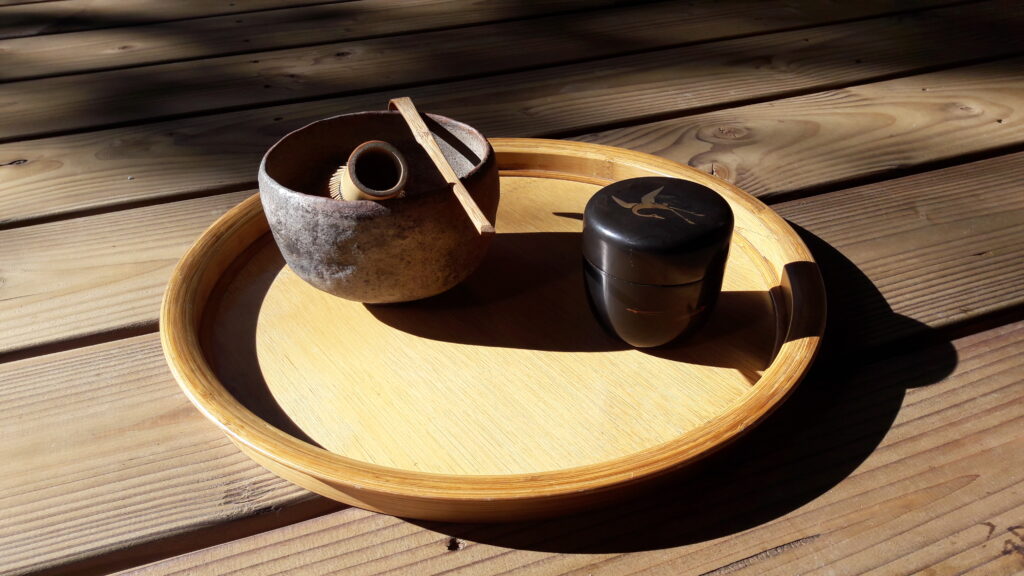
[161,138,825,517]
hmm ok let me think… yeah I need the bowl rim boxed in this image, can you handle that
[259,110,493,203]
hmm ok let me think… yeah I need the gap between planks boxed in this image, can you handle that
[84,320,1024,575]
[0,0,633,82]
[0,0,988,143]
[0,2,1019,565]
[0,0,67,8]
[1,149,1023,574]
[3,70,1024,355]
[570,55,1024,199]
[1,2,1023,227]
[0,0,358,40]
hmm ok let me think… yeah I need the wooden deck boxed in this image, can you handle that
[1,1,1022,574]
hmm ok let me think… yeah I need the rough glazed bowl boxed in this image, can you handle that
[258,111,499,303]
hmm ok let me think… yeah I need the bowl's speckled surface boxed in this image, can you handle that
[258,111,499,303]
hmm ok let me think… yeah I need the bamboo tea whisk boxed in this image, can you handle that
[329,140,407,201]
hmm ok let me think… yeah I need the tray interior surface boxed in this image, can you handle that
[202,175,780,476]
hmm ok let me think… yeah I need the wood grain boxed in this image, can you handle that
[0,0,63,5]
[0,333,311,576]
[4,157,1021,571]
[0,0,349,39]
[4,121,1024,361]
[2,1,1019,574]
[162,141,823,520]
[6,252,1016,574]
[0,0,967,142]
[0,0,626,81]
[3,2,1022,226]
[116,319,1024,575]
[775,150,1024,347]
[0,191,248,355]
[574,56,1024,199]
[0,1,65,7]
[208,177,777,475]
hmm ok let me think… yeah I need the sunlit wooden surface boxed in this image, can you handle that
[1,0,1022,574]
[161,143,823,521]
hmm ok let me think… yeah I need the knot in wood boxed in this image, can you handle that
[946,102,981,116]
[694,160,732,181]
[715,125,748,139]
[698,124,750,143]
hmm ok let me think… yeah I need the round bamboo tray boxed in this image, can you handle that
[161,138,825,522]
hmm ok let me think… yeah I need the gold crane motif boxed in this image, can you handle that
[612,186,704,224]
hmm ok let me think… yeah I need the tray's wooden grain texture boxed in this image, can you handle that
[161,138,824,521]
[240,179,770,474]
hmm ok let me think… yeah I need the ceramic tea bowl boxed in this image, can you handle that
[258,111,499,303]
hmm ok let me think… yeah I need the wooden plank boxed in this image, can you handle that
[3,4,1017,575]
[0,0,627,82]
[3,122,1024,360]
[909,521,1024,576]
[0,0,965,142]
[0,0,64,7]
[0,333,314,576]
[774,152,1024,348]
[110,319,1024,575]
[2,151,1023,573]
[3,1,1023,226]
[0,0,349,39]
[0,191,248,355]
[857,503,1024,574]
[574,56,1024,199]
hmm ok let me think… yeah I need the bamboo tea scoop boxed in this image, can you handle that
[389,97,495,235]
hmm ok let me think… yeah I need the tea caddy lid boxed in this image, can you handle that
[582,176,734,285]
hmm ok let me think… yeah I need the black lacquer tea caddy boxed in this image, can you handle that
[582,176,734,348]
